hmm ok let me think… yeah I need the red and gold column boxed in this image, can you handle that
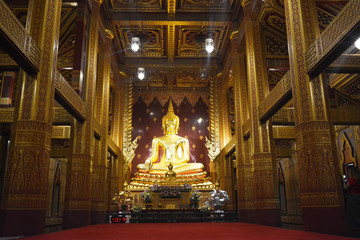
[284,0,346,234]
[0,71,15,107]
[0,0,61,236]
[243,1,280,226]
[91,28,113,224]
[63,0,100,229]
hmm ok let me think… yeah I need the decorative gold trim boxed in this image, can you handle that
[105,28,114,39]
[167,0,176,16]
[122,80,137,177]
[168,24,175,62]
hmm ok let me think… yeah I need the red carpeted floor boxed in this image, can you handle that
[24,222,359,240]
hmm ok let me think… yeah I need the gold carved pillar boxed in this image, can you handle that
[63,0,100,229]
[109,84,124,203]
[243,1,280,226]
[90,28,113,223]
[0,0,61,236]
[230,33,255,221]
[218,73,232,147]
[284,0,346,234]
[71,0,88,96]
[110,84,124,147]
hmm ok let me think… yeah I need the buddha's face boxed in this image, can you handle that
[164,119,178,135]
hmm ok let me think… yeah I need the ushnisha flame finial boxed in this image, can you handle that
[162,98,180,134]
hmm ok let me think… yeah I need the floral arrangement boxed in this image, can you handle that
[149,183,162,192]
[149,183,192,193]
[159,186,181,198]
[132,204,142,213]
[178,183,192,192]
[199,203,211,213]
[190,190,201,205]
[140,190,152,203]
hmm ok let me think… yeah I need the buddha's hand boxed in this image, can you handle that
[144,159,152,171]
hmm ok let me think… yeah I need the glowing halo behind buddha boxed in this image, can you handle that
[137,100,204,174]
[131,100,213,188]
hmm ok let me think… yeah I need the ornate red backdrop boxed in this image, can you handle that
[131,96,210,177]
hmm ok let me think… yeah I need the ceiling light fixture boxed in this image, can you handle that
[131,37,140,52]
[355,37,360,50]
[137,67,145,80]
[205,38,214,53]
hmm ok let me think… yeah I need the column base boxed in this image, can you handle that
[62,210,90,229]
[90,210,106,224]
[238,209,256,223]
[0,209,45,237]
[302,206,347,235]
[255,209,281,227]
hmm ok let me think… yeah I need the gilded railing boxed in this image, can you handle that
[0,0,41,74]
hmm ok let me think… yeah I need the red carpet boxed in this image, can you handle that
[25,222,358,240]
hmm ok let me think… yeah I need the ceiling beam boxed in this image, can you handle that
[111,12,233,24]
[326,54,360,73]
[315,1,349,3]
[306,0,360,77]
[124,57,219,66]
[167,0,176,16]
[168,24,175,62]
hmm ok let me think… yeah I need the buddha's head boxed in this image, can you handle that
[162,100,179,135]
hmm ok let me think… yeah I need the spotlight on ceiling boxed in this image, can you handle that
[205,38,214,53]
[137,67,145,80]
[355,37,360,50]
[131,37,140,52]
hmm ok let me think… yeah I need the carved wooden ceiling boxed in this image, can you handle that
[103,0,239,64]
[2,0,358,96]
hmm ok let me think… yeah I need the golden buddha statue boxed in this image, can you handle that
[137,101,204,175]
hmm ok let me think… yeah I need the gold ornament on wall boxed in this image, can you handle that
[205,136,220,162]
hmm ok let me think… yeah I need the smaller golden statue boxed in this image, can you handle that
[165,163,177,180]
